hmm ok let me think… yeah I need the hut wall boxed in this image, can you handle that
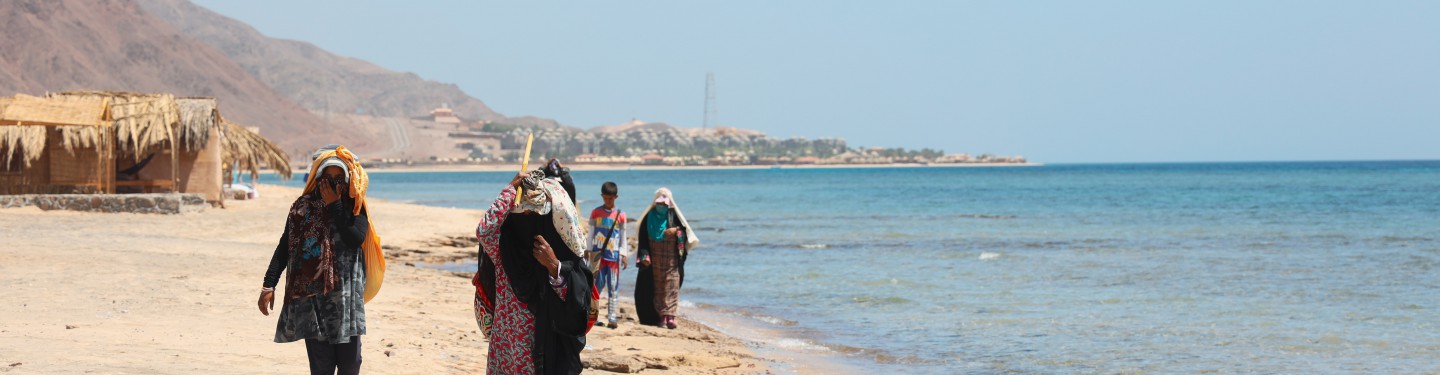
[0,143,51,194]
[46,128,102,194]
[129,147,177,183]
[178,127,222,203]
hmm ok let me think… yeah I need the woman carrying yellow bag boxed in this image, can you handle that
[257,145,384,375]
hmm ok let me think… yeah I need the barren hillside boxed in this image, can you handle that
[137,0,560,129]
[0,0,361,155]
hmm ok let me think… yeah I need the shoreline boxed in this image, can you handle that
[0,185,777,374]
[680,302,868,374]
[414,260,867,375]
[286,162,1044,175]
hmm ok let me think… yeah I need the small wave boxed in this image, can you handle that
[702,305,801,326]
[946,213,1017,220]
[770,338,832,352]
[862,278,915,286]
[1380,235,1433,243]
[852,296,912,305]
[678,300,698,308]
[751,314,798,326]
[722,242,861,250]
[873,353,945,365]
[827,344,946,366]
[979,252,1002,260]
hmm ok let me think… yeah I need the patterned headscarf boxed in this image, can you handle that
[283,191,336,302]
[512,169,551,215]
[303,146,369,217]
[539,176,586,258]
[510,169,587,257]
[296,145,386,303]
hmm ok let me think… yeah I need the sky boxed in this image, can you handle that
[192,0,1439,163]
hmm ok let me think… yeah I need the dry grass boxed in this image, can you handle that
[0,94,110,167]
[50,91,177,154]
[1,91,291,179]
[221,119,292,179]
[176,97,217,151]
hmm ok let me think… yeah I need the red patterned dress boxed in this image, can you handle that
[474,186,535,374]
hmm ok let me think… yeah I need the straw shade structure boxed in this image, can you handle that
[221,118,292,179]
[0,94,111,168]
[0,94,116,193]
[1,91,292,197]
[48,91,178,160]
[177,97,217,152]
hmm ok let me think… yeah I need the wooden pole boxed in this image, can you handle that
[169,123,179,193]
[97,125,106,194]
[107,123,117,193]
[514,132,533,204]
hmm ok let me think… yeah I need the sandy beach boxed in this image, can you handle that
[0,185,772,374]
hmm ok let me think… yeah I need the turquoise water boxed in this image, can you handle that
[270,161,1440,373]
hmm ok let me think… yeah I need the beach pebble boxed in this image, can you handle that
[384,350,394,357]
[65,325,77,330]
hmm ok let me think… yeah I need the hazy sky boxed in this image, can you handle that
[193,1,1438,163]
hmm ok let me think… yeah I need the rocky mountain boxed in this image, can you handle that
[136,0,560,129]
[0,0,355,153]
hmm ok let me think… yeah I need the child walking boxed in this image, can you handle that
[588,181,628,328]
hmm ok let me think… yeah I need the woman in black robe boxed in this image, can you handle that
[474,166,592,375]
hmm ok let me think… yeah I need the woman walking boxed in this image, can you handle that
[473,166,592,375]
[634,188,699,329]
[257,146,382,375]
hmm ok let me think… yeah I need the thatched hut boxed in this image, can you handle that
[0,91,292,203]
[47,91,185,196]
[174,97,224,203]
[0,94,115,194]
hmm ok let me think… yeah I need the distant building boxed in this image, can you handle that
[431,104,460,125]
[937,153,973,163]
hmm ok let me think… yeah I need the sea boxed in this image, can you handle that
[267,161,1440,374]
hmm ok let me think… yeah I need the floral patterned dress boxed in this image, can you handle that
[474,186,537,374]
[474,179,589,374]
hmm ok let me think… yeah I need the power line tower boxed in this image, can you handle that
[702,72,717,130]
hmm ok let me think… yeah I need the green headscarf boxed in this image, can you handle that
[647,204,670,241]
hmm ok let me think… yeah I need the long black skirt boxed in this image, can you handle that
[633,265,659,326]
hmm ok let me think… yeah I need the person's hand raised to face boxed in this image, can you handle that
[532,235,561,277]
[319,166,345,205]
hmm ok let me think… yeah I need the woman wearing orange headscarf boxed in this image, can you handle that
[257,145,381,375]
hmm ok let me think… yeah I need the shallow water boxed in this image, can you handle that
[271,161,1440,373]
